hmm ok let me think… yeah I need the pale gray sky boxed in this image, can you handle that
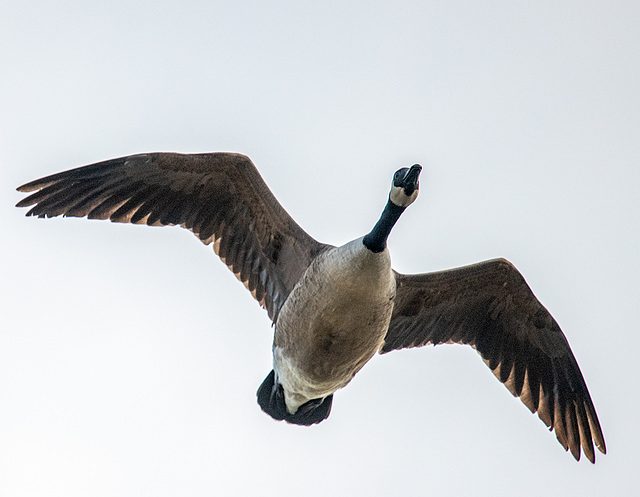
[2,1,638,496]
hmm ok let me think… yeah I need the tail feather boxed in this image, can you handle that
[256,370,333,426]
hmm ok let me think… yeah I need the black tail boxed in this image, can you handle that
[256,370,333,426]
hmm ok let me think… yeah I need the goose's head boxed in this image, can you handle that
[389,164,421,207]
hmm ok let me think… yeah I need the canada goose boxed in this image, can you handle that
[16,152,605,463]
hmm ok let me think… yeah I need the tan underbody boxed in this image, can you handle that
[273,237,396,414]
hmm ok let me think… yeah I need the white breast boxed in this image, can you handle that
[273,237,396,413]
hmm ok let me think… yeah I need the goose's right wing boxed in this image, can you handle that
[382,258,605,463]
[16,152,332,321]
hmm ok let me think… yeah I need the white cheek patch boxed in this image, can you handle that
[390,185,419,207]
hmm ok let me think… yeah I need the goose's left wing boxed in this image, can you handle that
[382,258,605,463]
[16,152,331,322]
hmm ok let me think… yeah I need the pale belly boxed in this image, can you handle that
[272,240,396,413]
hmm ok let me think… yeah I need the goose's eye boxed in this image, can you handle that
[393,168,408,186]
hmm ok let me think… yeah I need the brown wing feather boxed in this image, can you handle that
[16,152,331,321]
[382,258,605,463]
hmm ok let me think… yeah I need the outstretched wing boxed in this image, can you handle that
[382,258,605,463]
[16,152,331,321]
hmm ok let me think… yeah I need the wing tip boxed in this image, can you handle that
[16,181,43,193]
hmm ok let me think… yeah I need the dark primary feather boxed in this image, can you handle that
[16,152,331,321]
[382,258,606,463]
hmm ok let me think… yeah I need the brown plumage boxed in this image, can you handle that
[384,259,605,463]
[16,152,330,321]
[16,152,605,462]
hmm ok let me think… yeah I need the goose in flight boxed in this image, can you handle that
[16,152,605,463]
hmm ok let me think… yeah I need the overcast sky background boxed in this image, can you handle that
[2,1,639,496]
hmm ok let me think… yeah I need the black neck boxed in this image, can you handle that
[362,199,406,253]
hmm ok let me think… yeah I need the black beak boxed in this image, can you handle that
[402,164,421,195]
